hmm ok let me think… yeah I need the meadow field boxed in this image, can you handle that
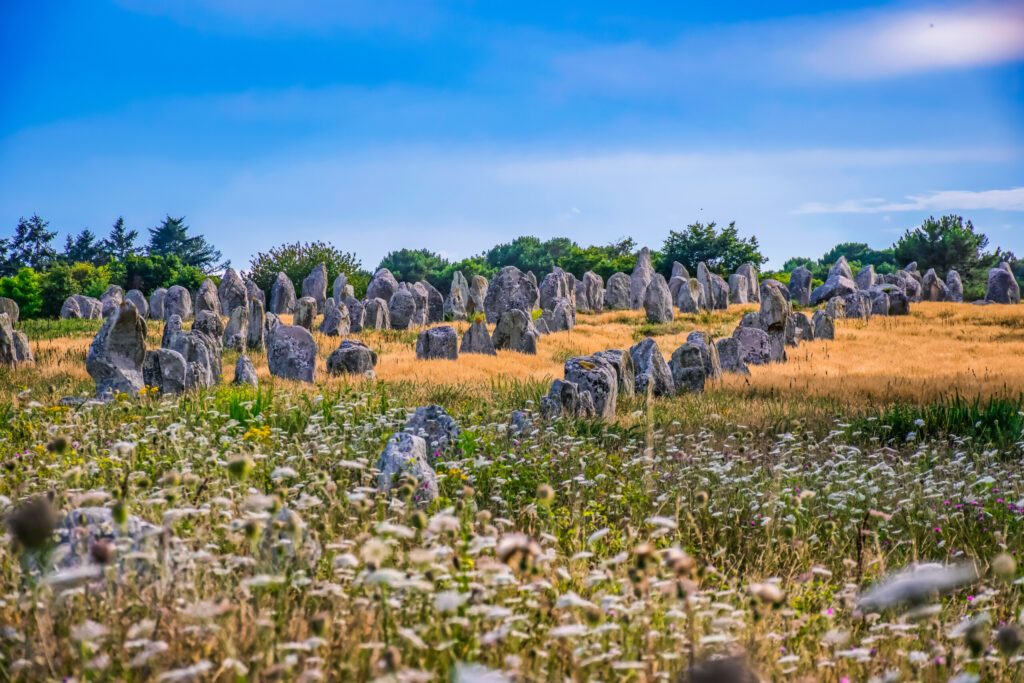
[1,303,1023,681]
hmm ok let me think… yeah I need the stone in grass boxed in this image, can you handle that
[715,337,749,375]
[541,379,596,420]
[142,348,187,395]
[459,320,496,355]
[629,337,674,397]
[592,349,635,398]
[491,309,540,354]
[293,297,317,331]
[376,432,439,507]
[51,507,163,571]
[669,343,706,394]
[811,310,835,340]
[416,326,459,360]
[222,305,249,352]
[267,324,317,383]
[234,355,259,387]
[603,272,631,310]
[643,274,674,323]
[564,354,619,420]
[404,404,461,461]
[86,302,147,396]
[731,326,772,366]
[326,339,378,377]
[685,331,722,381]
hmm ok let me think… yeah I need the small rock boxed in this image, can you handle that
[416,326,459,360]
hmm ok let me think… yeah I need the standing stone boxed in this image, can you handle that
[446,271,469,320]
[142,348,187,394]
[332,273,349,304]
[525,271,540,307]
[759,285,790,330]
[192,311,225,379]
[161,314,182,349]
[327,340,378,377]
[868,288,890,316]
[270,272,297,315]
[60,296,83,319]
[219,268,248,316]
[855,265,876,290]
[265,312,281,336]
[388,286,418,330]
[267,325,317,383]
[195,279,221,316]
[409,282,430,326]
[540,298,575,332]
[842,292,872,320]
[86,303,147,396]
[541,379,595,420]
[789,267,813,306]
[728,274,749,304]
[125,290,148,318]
[294,297,317,331]
[698,263,729,310]
[484,266,540,323]
[811,310,835,340]
[0,297,19,324]
[540,267,576,312]
[247,299,265,352]
[343,294,366,332]
[460,320,496,355]
[686,331,722,380]
[244,278,265,311]
[737,262,760,303]
[629,248,655,309]
[366,268,399,303]
[829,256,855,282]
[824,296,846,319]
[467,275,488,317]
[376,433,438,506]
[671,262,690,280]
[922,268,949,302]
[564,354,619,419]
[301,264,328,313]
[675,278,702,314]
[404,405,461,459]
[643,274,674,323]
[234,356,259,387]
[150,288,167,320]
[363,298,390,330]
[810,273,857,306]
[986,264,1020,303]
[629,338,674,397]
[164,285,193,321]
[732,326,772,366]
[319,298,350,337]
[491,309,540,354]
[223,305,249,352]
[576,271,604,313]
[592,349,635,398]
[715,337,749,375]
[75,295,103,320]
[603,273,631,310]
[420,281,445,324]
[946,270,964,303]
[0,314,23,368]
[669,343,706,393]
[790,311,814,342]
[100,285,124,318]
[416,326,459,360]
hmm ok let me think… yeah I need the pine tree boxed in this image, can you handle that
[101,216,140,261]
[2,215,58,276]
[147,215,223,272]
[63,229,104,264]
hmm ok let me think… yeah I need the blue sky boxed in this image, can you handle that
[1,0,1022,270]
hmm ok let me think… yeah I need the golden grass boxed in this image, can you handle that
[10,302,1024,408]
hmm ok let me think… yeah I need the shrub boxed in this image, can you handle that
[247,241,367,298]
[0,267,43,318]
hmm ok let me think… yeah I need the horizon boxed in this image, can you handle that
[2,1,1023,270]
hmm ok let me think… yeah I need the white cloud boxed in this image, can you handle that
[794,187,1024,214]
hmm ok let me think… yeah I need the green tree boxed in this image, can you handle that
[2,215,58,276]
[101,216,140,261]
[246,241,366,299]
[892,215,999,298]
[107,254,204,295]
[63,229,105,265]
[0,267,43,318]
[377,248,450,288]
[436,256,497,291]
[147,215,223,272]
[660,221,766,277]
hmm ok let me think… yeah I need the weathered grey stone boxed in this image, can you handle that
[766,329,788,363]
[180,316,223,386]
[219,268,248,316]
[223,305,249,352]
[409,282,430,326]
[737,262,760,303]
[888,288,912,316]
[420,280,445,323]
[247,299,265,351]
[343,294,366,332]
[484,266,540,323]
[98,285,123,318]
[630,248,655,309]
[244,278,265,310]
[362,297,390,330]
[533,317,550,335]
[416,326,459,360]
[404,405,460,459]
[564,354,619,419]
[468,275,488,316]
[366,268,399,303]
[445,271,469,320]
[867,288,890,316]
[986,264,1020,304]
[265,312,280,335]
[644,274,674,323]
[576,271,604,313]
[491,308,539,354]
[739,311,762,328]
[540,266,577,313]
[142,348,187,394]
[922,268,950,302]
[759,284,790,330]
[788,266,813,306]
[671,262,690,281]
[327,339,377,377]
[234,355,259,387]
[841,291,872,320]
[459,320,496,355]
[810,274,858,306]
[811,310,835,340]
[0,297,19,323]
[603,272,631,310]
[125,289,148,318]
[195,278,221,316]
[592,349,635,398]
[541,379,595,420]
[675,278,703,314]
[855,265,876,290]
[526,271,540,307]
[270,272,297,314]
[318,298,350,337]
[388,286,418,330]
[788,311,814,344]
[377,432,438,506]
[0,314,21,368]
[946,270,964,302]
[60,296,83,319]
[824,296,846,319]
[301,263,328,313]
[669,343,706,393]
[686,331,722,380]
[540,297,575,332]
[715,337,749,375]
[332,273,349,304]
[149,288,166,320]
[698,263,729,310]
[193,309,225,343]
[829,256,855,282]
[86,303,147,396]
[728,274,749,304]
[267,324,317,382]
[164,285,193,321]
[294,296,317,331]
[629,338,674,397]
[161,315,182,348]
[732,326,773,365]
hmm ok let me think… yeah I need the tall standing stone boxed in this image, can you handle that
[100,285,124,318]
[420,280,445,324]
[301,264,328,313]
[629,247,655,310]
[491,309,539,354]
[737,262,760,303]
[164,285,193,321]
[446,271,470,320]
[219,268,248,316]
[855,265,876,290]
[484,266,539,323]
[669,343,706,393]
[332,273,349,303]
[629,338,674,397]
[318,298,350,337]
[604,272,631,310]
[195,278,221,316]
[922,268,949,302]
[409,282,430,326]
[389,286,419,330]
[460,320,496,355]
[728,274,749,304]
[270,272,297,314]
[946,270,964,303]
[223,305,249,352]
[675,278,702,314]
[643,274,674,323]
[343,294,366,332]
[0,297,19,324]
[686,331,722,380]
[788,266,813,306]
[267,325,317,383]
[468,275,488,317]
[125,290,149,318]
[294,297,317,331]
[540,267,576,312]
[366,268,399,303]
[575,271,604,313]
[244,278,265,310]
[362,298,390,330]
[247,298,265,351]
[715,337,749,375]
[986,263,1021,304]
[149,288,167,320]
[86,303,147,396]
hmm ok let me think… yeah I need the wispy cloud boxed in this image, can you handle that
[794,187,1024,214]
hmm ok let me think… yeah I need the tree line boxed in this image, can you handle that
[1,212,1020,318]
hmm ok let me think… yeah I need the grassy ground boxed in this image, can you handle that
[0,303,1023,681]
